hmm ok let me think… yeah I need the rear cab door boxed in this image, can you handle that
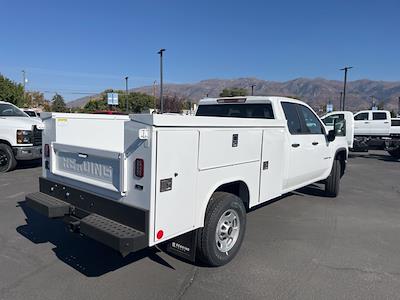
[371,111,391,136]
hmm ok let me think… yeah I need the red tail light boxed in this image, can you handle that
[44,144,50,157]
[135,159,144,177]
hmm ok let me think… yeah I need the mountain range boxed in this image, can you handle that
[67,77,400,112]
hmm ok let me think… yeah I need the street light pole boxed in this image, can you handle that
[125,76,129,113]
[157,48,165,113]
[22,70,27,90]
[340,66,353,111]
[251,84,256,96]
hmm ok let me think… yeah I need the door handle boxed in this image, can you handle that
[291,143,300,148]
[364,121,369,124]
[312,142,319,145]
[384,121,389,124]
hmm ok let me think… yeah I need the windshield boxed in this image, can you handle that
[0,103,27,117]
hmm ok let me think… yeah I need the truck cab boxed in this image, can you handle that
[353,110,391,136]
[0,101,44,172]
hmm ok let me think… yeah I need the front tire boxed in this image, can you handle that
[0,144,17,173]
[197,192,246,266]
[325,159,341,197]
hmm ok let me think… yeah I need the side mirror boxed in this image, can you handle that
[327,129,336,142]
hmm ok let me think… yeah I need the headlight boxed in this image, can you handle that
[16,130,32,144]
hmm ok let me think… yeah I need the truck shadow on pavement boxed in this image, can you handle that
[16,201,175,277]
[349,152,400,163]
[16,159,42,170]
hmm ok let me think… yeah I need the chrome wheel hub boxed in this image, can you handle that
[215,209,240,253]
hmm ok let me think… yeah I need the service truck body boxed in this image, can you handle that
[26,96,348,265]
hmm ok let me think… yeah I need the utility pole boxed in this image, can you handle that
[340,66,353,111]
[125,76,129,113]
[251,84,256,96]
[157,48,165,113]
[153,80,157,98]
[339,92,343,110]
[22,70,27,90]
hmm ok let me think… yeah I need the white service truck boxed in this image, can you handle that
[352,110,400,158]
[0,101,44,172]
[26,96,348,266]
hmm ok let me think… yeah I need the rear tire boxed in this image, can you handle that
[387,148,400,159]
[0,144,17,173]
[197,192,246,266]
[325,159,341,197]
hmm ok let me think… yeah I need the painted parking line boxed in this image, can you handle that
[0,183,10,187]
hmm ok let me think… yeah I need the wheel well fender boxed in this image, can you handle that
[334,148,347,177]
[0,139,12,147]
[199,180,250,227]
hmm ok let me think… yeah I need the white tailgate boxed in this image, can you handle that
[51,143,127,194]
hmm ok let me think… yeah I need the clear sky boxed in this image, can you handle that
[1,0,399,101]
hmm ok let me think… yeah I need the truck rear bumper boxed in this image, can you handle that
[25,177,149,256]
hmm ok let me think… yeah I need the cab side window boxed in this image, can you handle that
[354,112,369,120]
[281,102,302,134]
[372,112,387,120]
[297,104,324,134]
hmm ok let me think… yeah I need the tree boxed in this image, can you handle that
[24,91,46,108]
[82,91,156,113]
[83,98,108,112]
[119,92,155,113]
[51,94,67,112]
[0,74,25,106]
[219,88,247,97]
[159,95,184,113]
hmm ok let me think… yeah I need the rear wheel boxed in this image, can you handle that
[0,144,17,173]
[387,148,400,159]
[197,192,246,266]
[325,159,341,197]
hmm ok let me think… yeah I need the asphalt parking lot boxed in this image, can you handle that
[0,151,399,300]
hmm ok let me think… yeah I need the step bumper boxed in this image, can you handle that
[25,178,149,256]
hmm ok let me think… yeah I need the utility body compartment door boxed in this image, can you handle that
[154,130,198,242]
[259,128,285,202]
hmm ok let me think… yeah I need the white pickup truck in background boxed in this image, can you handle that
[0,101,44,172]
[26,96,348,266]
[352,110,400,158]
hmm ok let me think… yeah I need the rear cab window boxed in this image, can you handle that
[196,103,274,119]
[372,112,387,120]
[281,102,302,134]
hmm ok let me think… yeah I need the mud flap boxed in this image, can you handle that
[165,229,198,262]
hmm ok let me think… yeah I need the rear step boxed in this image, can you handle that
[26,192,71,218]
[80,214,146,256]
[25,192,147,256]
